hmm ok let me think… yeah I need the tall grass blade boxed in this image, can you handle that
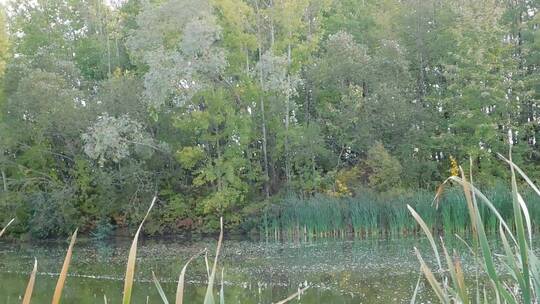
[407,205,442,271]
[508,149,531,303]
[52,228,78,304]
[220,268,225,304]
[205,251,210,278]
[454,234,475,256]
[203,217,223,304]
[176,250,205,304]
[0,218,14,237]
[410,272,422,304]
[499,224,526,294]
[413,247,449,304]
[122,196,157,304]
[453,250,466,302]
[447,176,517,245]
[517,192,532,245]
[458,170,515,303]
[491,281,502,304]
[528,250,540,303]
[459,167,478,238]
[22,258,37,304]
[152,271,170,304]
[440,238,467,303]
[433,184,445,208]
[498,153,540,196]
[275,286,310,304]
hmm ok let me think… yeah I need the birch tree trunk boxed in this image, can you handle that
[256,0,270,199]
[284,40,291,184]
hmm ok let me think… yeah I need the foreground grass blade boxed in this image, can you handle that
[275,286,310,304]
[220,268,225,304]
[203,217,224,304]
[459,169,515,303]
[122,196,157,304]
[22,258,37,304]
[52,229,78,304]
[499,223,527,298]
[414,247,449,303]
[433,184,445,208]
[516,193,533,245]
[509,150,531,304]
[410,272,422,304]
[498,153,540,197]
[407,205,442,271]
[205,251,210,278]
[447,176,517,245]
[528,250,540,303]
[152,271,170,304]
[440,238,468,303]
[176,250,206,304]
[0,218,14,237]
[453,250,467,302]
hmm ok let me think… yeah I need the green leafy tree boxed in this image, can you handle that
[364,142,403,192]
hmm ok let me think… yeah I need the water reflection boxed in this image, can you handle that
[0,236,466,303]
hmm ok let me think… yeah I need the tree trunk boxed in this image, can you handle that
[259,88,270,198]
[104,9,111,75]
[216,130,223,192]
[2,169,7,192]
[415,0,426,102]
[107,36,111,75]
[269,0,275,47]
[115,37,120,66]
[245,48,250,75]
[256,0,270,199]
[284,40,292,184]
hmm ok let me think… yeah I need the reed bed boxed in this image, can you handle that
[266,183,540,241]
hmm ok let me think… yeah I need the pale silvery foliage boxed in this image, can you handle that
[142,15,226,109]
[125,0,212,61]
[319,31,371,86]
[127,0,226,110]
[255,50,300,97]
[141,49,194,109]
[82,114,154,166]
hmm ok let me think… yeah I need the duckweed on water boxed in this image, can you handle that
[0,201,306,304]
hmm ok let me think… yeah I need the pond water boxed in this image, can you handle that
[0,235,473,303]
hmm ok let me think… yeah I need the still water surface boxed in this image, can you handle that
[0,236,466,303]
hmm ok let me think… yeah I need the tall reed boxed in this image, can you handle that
[410,149,540,303]
[266,184,539,240]
[0,218,14,238]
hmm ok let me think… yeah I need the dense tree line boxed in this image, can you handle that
[0,0,538,237]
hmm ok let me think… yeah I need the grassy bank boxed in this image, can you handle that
[263,184,540,240]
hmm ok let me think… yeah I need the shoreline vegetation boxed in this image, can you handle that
[3,150,540,303]
[4,185,539,242]
[0,0,538,240]
[3,183,540,242]
[262,185,540,241]
[0,0,538,301]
